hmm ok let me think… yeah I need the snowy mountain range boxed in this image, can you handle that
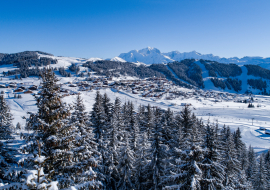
[114,47,270,69]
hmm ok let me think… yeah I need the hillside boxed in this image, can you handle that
[118,47,270,69]
[1,51,270,154]
[1,51,270,95]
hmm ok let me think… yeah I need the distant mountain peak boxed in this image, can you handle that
[118,47,270,67]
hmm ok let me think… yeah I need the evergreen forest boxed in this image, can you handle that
[0,69,270,190]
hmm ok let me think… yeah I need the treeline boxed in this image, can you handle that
[245,65,270,80]
[1,51,57,78]
[167,60,204,88]
[1,69,269,189]
[83,60,164,79]
[149,64,192,88]
[201,59,242,78]
[248,79,267,91]
[210,77,242,92]
[0,51,56,66]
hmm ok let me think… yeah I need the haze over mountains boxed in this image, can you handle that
[111,47,270,69]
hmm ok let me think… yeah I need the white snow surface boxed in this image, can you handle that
[110,56,126,62]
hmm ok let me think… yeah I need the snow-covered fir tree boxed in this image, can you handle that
[164,105,204,190]
[117,132,135,190]
[0,95,13,140]
[145,108,168,190]
[200,122,225,189]
[247,145,258,182]
[221,127,242,189]
[0,95,22,187]
[133,132,149,190]
[70,94,102,189]
[22,68,102,189]
[253,154,269,190]
[101,97,122,190]
[264,149,270,184]
[91,91,106,141]
[16,122,22,130]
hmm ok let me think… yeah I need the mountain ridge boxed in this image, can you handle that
[118,47,270,69]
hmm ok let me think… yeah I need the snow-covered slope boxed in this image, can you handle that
[118,47,270,68]
[110,56,126,62]
[119,47,174,64]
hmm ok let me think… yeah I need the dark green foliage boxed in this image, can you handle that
[0,95,13,140]
[210,78,226,89]
[167,60,204,87]
[202,60,242,77]
[58,67,71,77]
[23,68,101,189]
[83,60,164,78]
[1,51,57,78]
[187,63,204,88]
[247,79,267,90]
[149,64,192,88]
[69,63,80,74]
[226,78,242,92]
[248,103,255,108]
[245,64,270,79]
[200,59,218,77]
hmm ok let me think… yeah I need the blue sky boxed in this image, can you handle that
[0,0,269,59]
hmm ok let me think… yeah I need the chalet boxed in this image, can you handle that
[18,86,26,90]
[24,90,33,94]
[8,84,16,88]
[14,89,24,92]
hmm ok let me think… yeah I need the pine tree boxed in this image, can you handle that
[0,95,13,140]
[134,132,149,190]
[233,127,245,161]
[102,93,113,122]
[165,106,204,190]
[264,149,270,184]
[16,122,21,130]
[90,91,106,141]
[137,104,146,133]
[102,97,122,190]
[200,122,225,190]
[221,127,241,189]
[146,108,168,190]
[0,95,19,186]
[247,145,257,182]
[253,154,268,190]
[69,94,102,189]
[145,104,154,139]
[23,68,102,189]
[162,108,175,149]
[180,105,196,139]
[117,132,135,190]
